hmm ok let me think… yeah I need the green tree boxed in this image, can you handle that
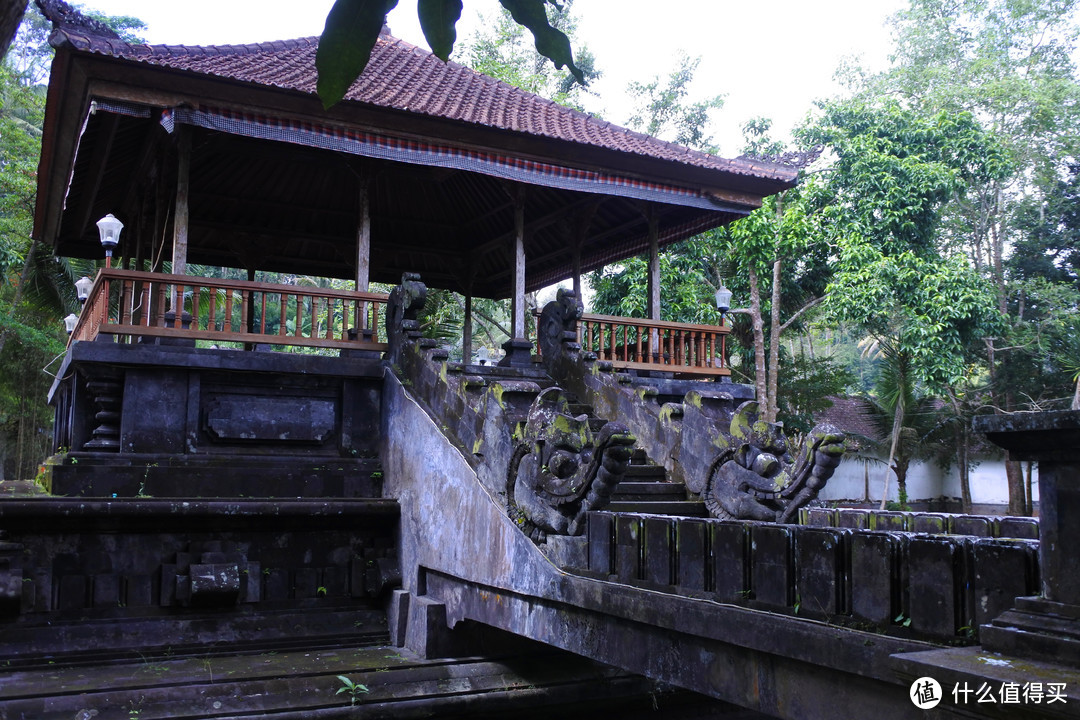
[317,0,586,108]
[852,0,1080,513]
[464,0,598,110]
[626,54,724,153]
[805,101,1006,509]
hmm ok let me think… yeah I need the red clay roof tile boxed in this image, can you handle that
[54,27,795,183]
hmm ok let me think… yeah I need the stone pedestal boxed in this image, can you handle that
[498,338,534,368]
[974,410,1080,666]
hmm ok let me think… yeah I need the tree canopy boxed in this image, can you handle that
[316,0,586,108]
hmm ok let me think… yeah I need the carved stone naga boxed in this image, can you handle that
[704,401,845,523]
[507,388,635,543]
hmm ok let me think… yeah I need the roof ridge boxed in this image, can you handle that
[51,22,796,183]
[133,35,320,57]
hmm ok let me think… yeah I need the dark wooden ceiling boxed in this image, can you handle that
[55,112,741,298]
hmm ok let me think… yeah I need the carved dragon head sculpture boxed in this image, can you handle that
[507,387,635,542]
[704,401,845,523]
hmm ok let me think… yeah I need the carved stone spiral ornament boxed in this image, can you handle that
[507,387,635,543]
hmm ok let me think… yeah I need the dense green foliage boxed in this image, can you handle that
[317,0,585,107]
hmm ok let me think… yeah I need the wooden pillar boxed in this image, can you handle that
[573,202,597,300]
[463,292,473,364]
[511,192,526,339]
[171,127,190,277]
[500,187,532,367]
[355,177,371,332]
[646,208,660,321]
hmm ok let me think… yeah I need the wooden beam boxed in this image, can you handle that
[72,112,120,243]
[471,195,596,259]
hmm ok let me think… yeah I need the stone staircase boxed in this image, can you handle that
[561,389,708,519]
[607,449,708,517]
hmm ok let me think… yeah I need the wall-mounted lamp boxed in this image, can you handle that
[63,313,79,335]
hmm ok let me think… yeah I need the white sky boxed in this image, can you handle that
[80,0,907,154]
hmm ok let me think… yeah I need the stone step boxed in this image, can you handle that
[610,481,688,501]
[604,500,709,517]
[622,464,668,479]
[0,644,666,719]
[0,603,389,668]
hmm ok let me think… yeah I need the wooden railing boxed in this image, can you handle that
[70,269,389,352]
[578,312,729,376]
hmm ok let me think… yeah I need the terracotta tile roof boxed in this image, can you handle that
[52,26,796,184]
[817,396,884,445]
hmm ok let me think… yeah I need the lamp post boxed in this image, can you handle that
[75,276,93,304]
[714,283,732,326]
[96,213,123,268]
[63,313,78,335]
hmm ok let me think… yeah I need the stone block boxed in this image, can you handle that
[950,515,994,537]
[404,595,455,659]
[869,511,908,532]
[643,517,674,587]
[387,589,410,647]
[92,574,120,608]
[189,563,240,607]
[751,525,794,609]
[125,574,154,607]
[160,564,177,606]
[240,563,261,603]
[264,568,289,600]
[907,537,961,638]
[997,516,1039,540]
[58,574,87,610]
[849,532,900,626]
[615,515,642,583]
[806,507,835,527]
[796,528,845,618]
[836,509,869,530]
[911,513,947,535]
[711,521,749,603]
[970,539,1038,629]
[350,558,367,596]
[294,567,319,598]
[675,518,708,592]
[587,512,615,576]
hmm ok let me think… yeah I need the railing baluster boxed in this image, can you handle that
[295,294,304,338]
[279,294,287,336]
[208,290,217,333]
[222,289,233,333]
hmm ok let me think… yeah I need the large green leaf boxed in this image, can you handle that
[498,0,585,85]
[316,0,400,109]
[418,0,463,61]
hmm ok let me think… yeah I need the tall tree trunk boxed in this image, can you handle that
[764,194,784,423]
[1024,461,1034,516]
[746,265,768,419]
[765,257,782,422]
[879,395,905,511]
[946,389,973,514]
[1006,461,1027,516]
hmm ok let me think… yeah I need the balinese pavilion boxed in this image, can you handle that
[3,2,1074,718]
